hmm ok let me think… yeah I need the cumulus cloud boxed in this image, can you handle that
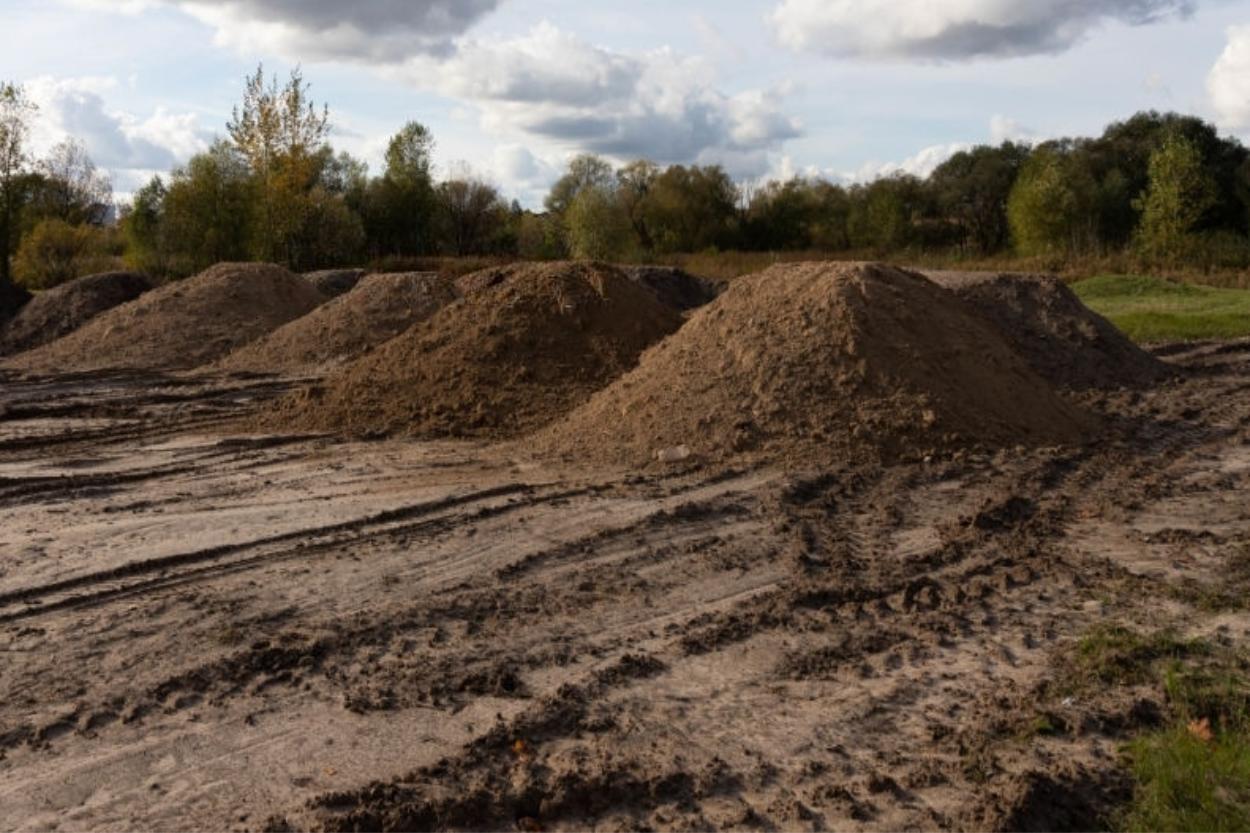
[70,0,504,61]
[770,0,1196,61]
[1208,25,1250,132]
[25,76,211,194]
[396,23,801,179]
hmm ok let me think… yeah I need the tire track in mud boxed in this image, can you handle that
[0,483,562,624]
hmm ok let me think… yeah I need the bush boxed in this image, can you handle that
[13,219,121,289]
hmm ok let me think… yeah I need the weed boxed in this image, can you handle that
[1061,624,1209,693]
[1120,725,1250,832]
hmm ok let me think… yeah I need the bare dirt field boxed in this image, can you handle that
[1,328,1249,831]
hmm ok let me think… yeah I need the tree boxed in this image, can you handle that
[161,141,253,275]
[31,139,113,225]
[121,175,169,275]
[565,185,635,261]
[847,175,927,252]
[437,172,508,256]
[367,121,437,256]
[929,142,1030,253]
[544,154,615,215]
[1007,144,1096,257]
[227,64,330,263]
[616,160,659,251]
[0,82,37,289]
[1134,130,1218,265]
[642,164,738,253]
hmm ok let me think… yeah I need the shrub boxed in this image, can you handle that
[13,218,120,289]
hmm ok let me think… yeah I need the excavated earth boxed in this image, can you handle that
[218,272,456,375]
[1,265,1249,832]
[260,261,682,439]
[3,263,324,373]
[0,272,151,358]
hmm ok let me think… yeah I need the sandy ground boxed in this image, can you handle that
[1,342,1249,831]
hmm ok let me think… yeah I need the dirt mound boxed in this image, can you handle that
[5,263,324,373]
[539,262,1095,467]
[303,268,367,298]
[0,281,31,326]
[218,272,456,375]
[261,261,683,438]
[0,271,151,357]
[622,265,723,311]
[924,270,1173,389]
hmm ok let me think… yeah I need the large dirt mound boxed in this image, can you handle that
[622,265,723,312]
[0,271,151,357]
[5,263,324,373]
[262,261,683,438]
[219,272,456,374]
[539,262,1096,467]
[0,281,31,326]
[303,268,367,298]
[924,270,1173,389]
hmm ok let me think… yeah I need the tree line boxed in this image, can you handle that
[2,66,1248,292]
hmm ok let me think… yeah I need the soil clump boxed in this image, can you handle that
[304,268,367,298]
[622,265,723,312]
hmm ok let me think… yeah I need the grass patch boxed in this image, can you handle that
[1169,544,1250,613]
[1062,624,1209,693]
[1121,658,1250,832]
[1072,275,1250,343]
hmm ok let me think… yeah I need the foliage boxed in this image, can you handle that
[565,184,635,261]
[0,81,37,287]
[13,218,119,289]
[1134,130,1218,266]
[29,138,113,225]
[159,141,253,276]
[1073,275,1250,343]
[1008,143,1097,258]
[437,174,510,256]
[929,142,1029,253]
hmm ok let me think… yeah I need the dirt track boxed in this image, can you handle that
[2,340,1249,831]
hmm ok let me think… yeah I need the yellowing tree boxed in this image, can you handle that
[227,64,330,265]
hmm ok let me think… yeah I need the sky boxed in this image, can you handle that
[5,0,1250,207]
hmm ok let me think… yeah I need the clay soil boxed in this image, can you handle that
[1,271,1249,832]
[0,272,151,358]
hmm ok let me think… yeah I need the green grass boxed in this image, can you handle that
[1073,275,1250,343]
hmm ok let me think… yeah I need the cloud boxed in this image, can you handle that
[25,76,211,194]
[770,0,1196,61]
[72,0,504,61]
[396,23,802,179]
[989,114,1040,144]
[1208,25,1250,132]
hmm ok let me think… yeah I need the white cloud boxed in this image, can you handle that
[989,114,1039,144]
[770,0,1195,61]
[394,23,801,179]
[1208,25,1250,132]
[71,0,504,61]
[25,76,211,195]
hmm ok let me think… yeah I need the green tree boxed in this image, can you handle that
[1134,130,1218,266]
[368,121,437,256]
[160,141,253,275]
[565,185,635,261]
[544,154,615,216]
[0,81,37,290]
[929,142,1030,253]
[1007,144,1096,257]
[642,164,738,253]
[437,172,509,256]
[616,159,659,251]
[226,64,330,264]
[120,175,169,275]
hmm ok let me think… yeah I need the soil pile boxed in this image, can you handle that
[262,261,683,438]
[623,265,723,312]
[540,262,1095,466]
[304,268,367,298]
[5,263,324,373]
[0,281,31,326]
[219,272,456,374]
[0,271,151,357]
[925,270,1173,389]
